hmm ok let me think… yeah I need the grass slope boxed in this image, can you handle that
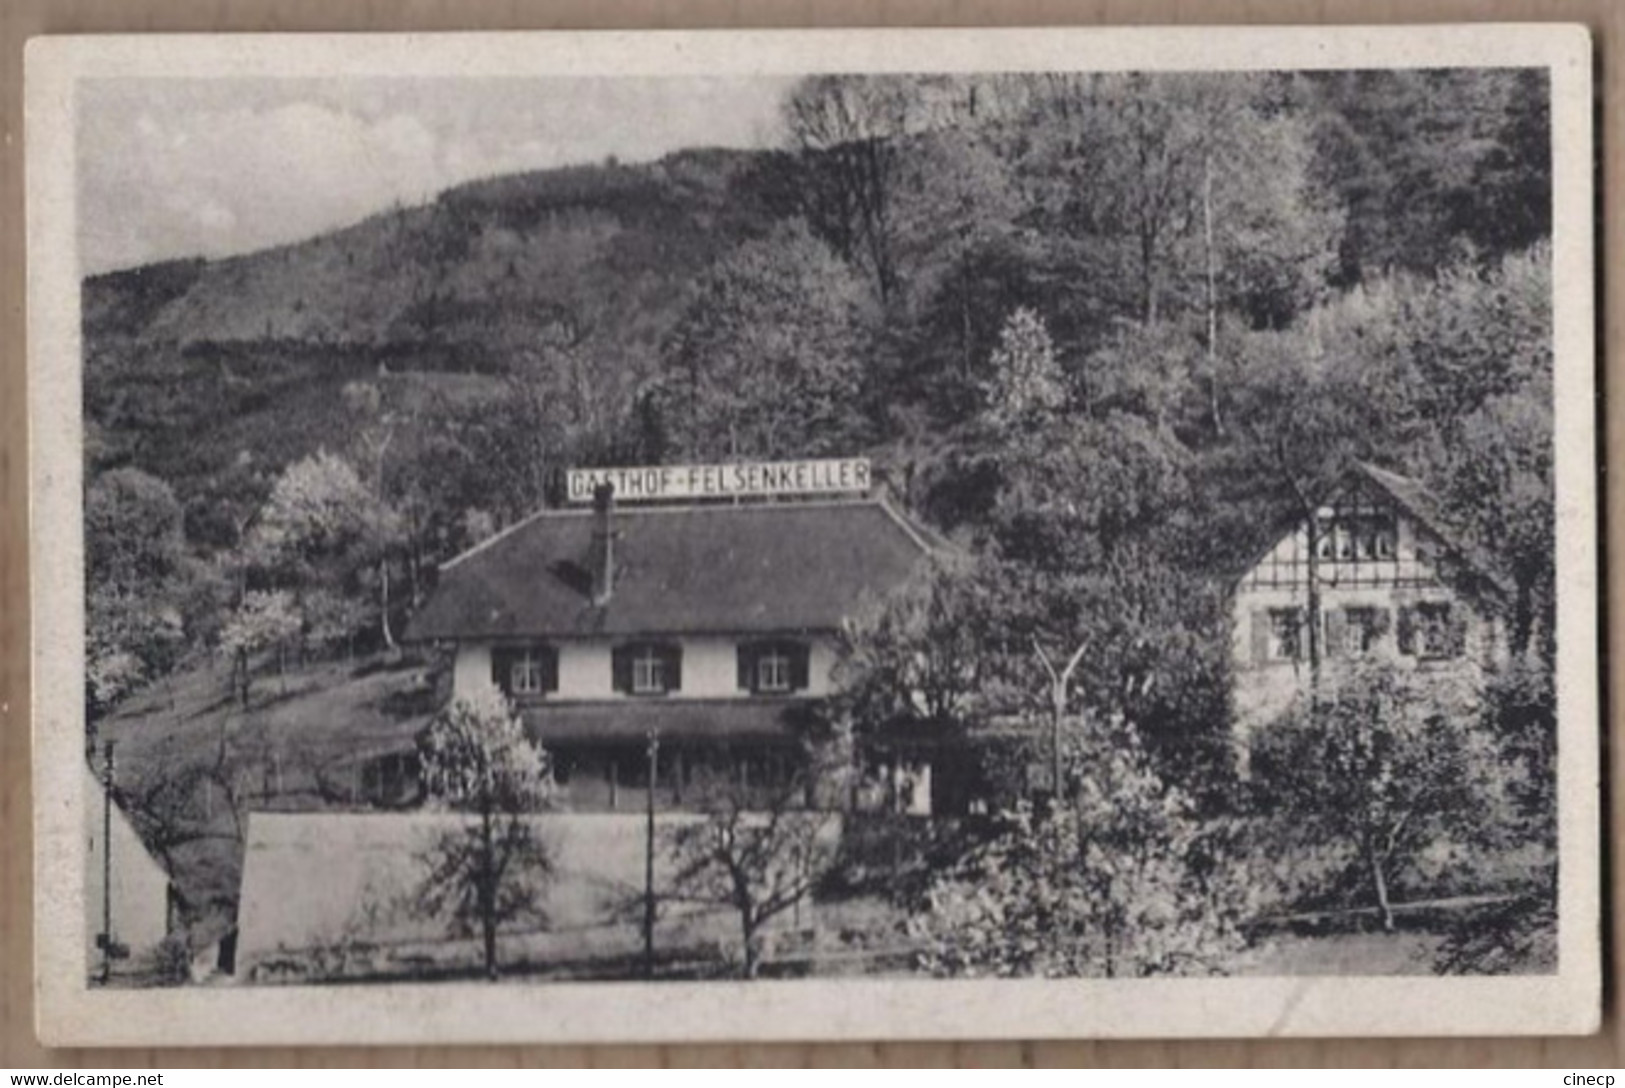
[98,652,437,936]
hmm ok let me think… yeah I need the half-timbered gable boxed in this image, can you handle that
[1231,462,1510,743]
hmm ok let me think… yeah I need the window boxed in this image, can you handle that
[511,649,550,695]
[1415,603,1458,658]
[1329,606,1388,656]
[1365,518,1397,559]
[1400,602,1462,659]
[631,646,666,694]
[737,641,811,694]
[1269,609,1302,660]
[1318,516,1396,562]
[490,643,557,698]
[757,648,791,693]
[614,642,681,696]
[1252,608,1303,663]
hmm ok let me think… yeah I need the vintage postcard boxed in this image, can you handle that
[26,25,1598,1045]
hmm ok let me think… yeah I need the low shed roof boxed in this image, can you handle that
[521,698,823,746]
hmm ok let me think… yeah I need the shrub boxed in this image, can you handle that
[912,714,1247,977]
[1250,661,1507,930]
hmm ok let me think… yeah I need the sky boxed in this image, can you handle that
[76,76,796,275]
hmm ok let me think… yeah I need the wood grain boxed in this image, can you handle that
[2,0,1619,1067]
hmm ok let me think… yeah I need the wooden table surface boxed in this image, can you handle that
[2,0,1620,1067]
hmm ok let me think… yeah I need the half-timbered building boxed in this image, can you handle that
[1231,462,1511,743]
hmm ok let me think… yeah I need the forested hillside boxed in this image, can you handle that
[85,68,1556,760]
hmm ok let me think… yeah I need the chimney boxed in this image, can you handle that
[590,482,615,604]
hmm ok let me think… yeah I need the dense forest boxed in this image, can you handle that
[85,68,1554,766]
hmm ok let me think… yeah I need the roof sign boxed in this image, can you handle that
[566,458,871,504]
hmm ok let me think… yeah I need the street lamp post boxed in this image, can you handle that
[643,729,660,979]
[99,739,115,985]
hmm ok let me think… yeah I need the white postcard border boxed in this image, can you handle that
[27,25,1599,1046]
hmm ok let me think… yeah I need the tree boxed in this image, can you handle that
[782,74,921,304]
[666,750,843,979]
[84,468,193,716]
[1251,661,1503,931]
[340,382,410,648]
[1406,247,1554,656]
[904,233,1045,427]
[914,713,1245,977]
[834,555,989,733]
[244,448,403,654]
[1303,69,1545,283]
[1478,655,1556,850]
[978,307,1066,442]
[1018,72,1338,336]
[645,221,872,461]
[977,545,1229,805]
[970,379,1232,800]
[86,467,186,589]
[887,128,1026,417]
[416,683,554,980]
[218,590,302,706]
[833,555,991,812]
[1464,68,1551,259]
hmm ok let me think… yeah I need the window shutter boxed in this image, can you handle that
[737,643,756,692]
[540,645,559,693]
[1250,609,1270,663]
[789,642,810,691]
[1324,609,1347,657]
[664,644,683,692]
[612,646,632,693]
[1397,607,1416,656]
[490,647,512,693]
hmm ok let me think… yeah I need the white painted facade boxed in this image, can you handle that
[1231,489,1506,745]
[452,635,839,701]
[449,636,934,814]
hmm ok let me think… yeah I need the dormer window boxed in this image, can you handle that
[491,643,558,698]
[613,642,682,696]
[737,640,810,694]
[1318,515,1397,561]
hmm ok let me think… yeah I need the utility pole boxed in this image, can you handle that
[99,739,115,986]
[643,729,660,979]
[1033,639,1088,805]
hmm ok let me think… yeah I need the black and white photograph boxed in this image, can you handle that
[26,26,1598,1044]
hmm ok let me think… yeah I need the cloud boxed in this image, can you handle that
[80,100,446,272]
[75,77,793,274]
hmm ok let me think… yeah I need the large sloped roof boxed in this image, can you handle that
[1349,461,1513,598]
[1230,461,1512,599]
[405,497,942,641]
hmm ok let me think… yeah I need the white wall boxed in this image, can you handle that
[452,642,492,696]
[1230,510,1505,743]
[454,634,837,701]
[84,773,172,971]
